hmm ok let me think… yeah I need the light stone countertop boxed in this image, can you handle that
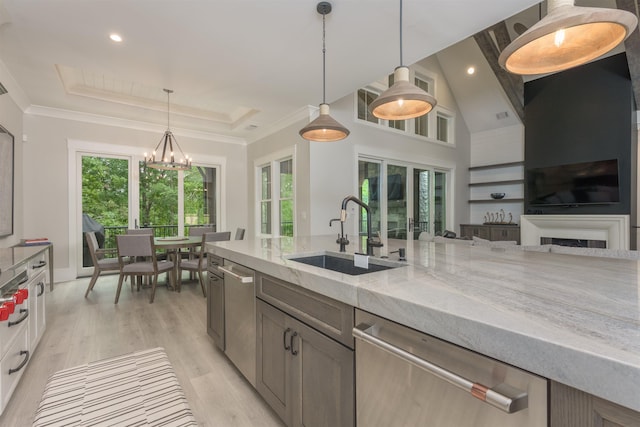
[206,235,640,412]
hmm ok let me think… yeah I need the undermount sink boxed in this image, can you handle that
[287,251,404,276]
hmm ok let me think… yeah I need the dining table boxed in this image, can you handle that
[153,236,202,289]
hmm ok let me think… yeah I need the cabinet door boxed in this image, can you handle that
[289,315,355,427]
[256,300,291,425]
[460,225,489,240]
[207,272,224,351]
[490,226,520,243]
[28,271,47,351]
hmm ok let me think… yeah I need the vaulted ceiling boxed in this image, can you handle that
[0,0,635,144]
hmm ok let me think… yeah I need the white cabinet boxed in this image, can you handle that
[28,270,47,350]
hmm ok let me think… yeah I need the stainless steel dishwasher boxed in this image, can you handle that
[218,260,256,386]
[353,309,547,426]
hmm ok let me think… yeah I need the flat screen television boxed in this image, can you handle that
[526,159,620,206]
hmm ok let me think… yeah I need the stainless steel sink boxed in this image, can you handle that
[287,251,404,275]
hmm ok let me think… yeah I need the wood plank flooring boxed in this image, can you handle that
[0,274,284,426]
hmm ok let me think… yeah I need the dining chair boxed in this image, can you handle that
[234,227,245,240]
[84,231,120,298]
[177,231,231,296]
[115,234,174,304]
[184,226,215,261]
[126,228,154,235]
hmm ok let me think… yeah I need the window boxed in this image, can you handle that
[256,153,295,237]
[260,165,272,235]
[355,68,452,144]
[437,111,452,143]
[357,88,379,124]
[414,76,430,137]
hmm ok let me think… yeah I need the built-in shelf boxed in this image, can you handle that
[468,161,524,171]
[468,179,524,187]
[468,198,524,204]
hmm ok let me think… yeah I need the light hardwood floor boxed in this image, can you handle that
[0,274,284,427]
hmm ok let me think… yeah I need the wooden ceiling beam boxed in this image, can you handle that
[616,0,640,107]
[473,23,524,122]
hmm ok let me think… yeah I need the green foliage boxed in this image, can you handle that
[139,162,178,226]
[81,157,128,226]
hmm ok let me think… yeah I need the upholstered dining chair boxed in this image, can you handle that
[115,234,174,304]
[84,231,120,298]
[177,231,231,296]
[126,228,154,235]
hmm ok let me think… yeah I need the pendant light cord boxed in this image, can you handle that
[322,11,326,104]
[399,0,403,67]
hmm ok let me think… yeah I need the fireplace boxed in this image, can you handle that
[520,215,630,250]
[540,237,606,248]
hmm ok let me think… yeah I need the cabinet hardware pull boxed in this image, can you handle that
[37,282,45,296]
[8,308,29,327]
[18,276,28,286]
[283,328,292,350]
[290,331,298,356]
[33,260,46,269]
[8,350,29,375]
[352,323,528,414]
[217,266,254,283]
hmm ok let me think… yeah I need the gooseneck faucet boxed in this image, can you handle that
[341,195,383,256]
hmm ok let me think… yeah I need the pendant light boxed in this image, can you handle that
[499,0,637,76]
[369,0,436,121]
[299,1,350,142]
[144,89,192,170]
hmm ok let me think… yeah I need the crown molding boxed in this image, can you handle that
[246,105,316,144]
[0,59,30,111]
[25,105,247,145]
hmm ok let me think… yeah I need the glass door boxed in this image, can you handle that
[358,157,449,243]
[79,155,130,276]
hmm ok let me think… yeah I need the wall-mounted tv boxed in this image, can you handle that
[526,159,620,207]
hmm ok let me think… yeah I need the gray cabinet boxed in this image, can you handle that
[255,272,354,427]
[460,224,520,244]
[256,299,354,427]
[206,255,224,351]
[550,381,640,427]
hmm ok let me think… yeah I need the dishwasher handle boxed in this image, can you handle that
[218,266,254,283]
[352,323,528,414]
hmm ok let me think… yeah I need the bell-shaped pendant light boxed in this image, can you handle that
[369,0,436,121]
[499,0,637,76]
[299,2,349,142]
[144,89,192,170]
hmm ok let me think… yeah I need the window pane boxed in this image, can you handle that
[387,164,407,239]
[184,166,216,233]
[279,159,293,199]
[358,160,381,238]
[434,171,446,234]
[261,165,271,199]
[388,119,405,131]
[414,77,429,92]
[139,162,178,237]
[261,201,271,234]
[413,169,430,239]
[357,89,379,124]
[437,114,449,142]
[81,156,128,265]
[279,200,294,237]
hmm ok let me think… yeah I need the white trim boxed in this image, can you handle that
[521,215,630,250]
[68,138,226,278]
[246,106,314,145]
[0,58,30,111]
[253,146,296,238]
[29,105,246,145]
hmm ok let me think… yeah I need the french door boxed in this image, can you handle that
[76,151,220,277]
[358,157,448,242]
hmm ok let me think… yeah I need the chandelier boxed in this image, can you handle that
[144,89,192,170]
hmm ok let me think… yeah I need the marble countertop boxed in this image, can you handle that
[206,235,640,412]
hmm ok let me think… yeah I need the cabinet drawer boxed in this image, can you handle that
[27,251,48,279]
[0,323,29,413]
[489,227,520,243]
[460,225,490,240]
[0,299,30,359]
[208,254,223,274]
[256,273,354,349]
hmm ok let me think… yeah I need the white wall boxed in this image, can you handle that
[22,114,247,281]
[469,124,524,224]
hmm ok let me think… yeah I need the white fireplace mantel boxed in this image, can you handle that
[520,215,630,250]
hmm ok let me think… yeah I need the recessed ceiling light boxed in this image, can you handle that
[109,34,123,43]
[466,66,475,75]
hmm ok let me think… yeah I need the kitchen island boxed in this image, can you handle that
[206,235,640,417]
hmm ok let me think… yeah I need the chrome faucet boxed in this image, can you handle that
[330,218,349,252]
[340,195,383,256]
